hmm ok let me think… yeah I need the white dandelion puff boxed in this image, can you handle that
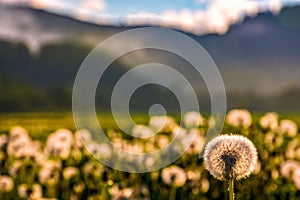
[161,165,187,188]
[292,168,300,189]
[149,116,177,132]
[132,124,155,138]
[259,112,278,130]
[63,166,79,180]
[0,175,14,193]
[204,134,258,181]
[280,160,300,179]
[277,119,298,137]
[226,109,252,128]
[183,111,205,128]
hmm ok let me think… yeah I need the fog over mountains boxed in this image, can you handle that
[0,4,300,112]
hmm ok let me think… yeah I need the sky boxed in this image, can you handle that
[0,0,300,35]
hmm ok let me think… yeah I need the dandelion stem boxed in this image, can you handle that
[101,183,107,200]
[228,177,234,200]
[170,187,176,200]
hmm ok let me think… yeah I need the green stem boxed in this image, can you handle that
[101,183,107,200]
[170,187,176,200]
[228,178,234,200]
[46,185,56,198]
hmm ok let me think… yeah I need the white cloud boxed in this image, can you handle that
[266,0,283,13]
[204,0,261,34]
[31,0,74,11]
[0,0,76,12]
[195,0,207,3]
[0,0,108,20]
[0,0,286,55]
[80,0,107,12]
[75,0,107,21]
[0,1,120,56]
[123,0,283,35]
[0,5,68,55]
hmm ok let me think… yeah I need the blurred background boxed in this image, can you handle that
[1,1,300,199]
[0,0,300,113]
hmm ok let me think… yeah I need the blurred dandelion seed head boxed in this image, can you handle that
[280,160,300,179]
[132,124,155,138]
[226,109,252,128]
[285,138,300,160]
[0,134,8,148]
[292,168,300,189]
[259,112,279,130]
[63,166,79,180]
[0,175,14,193]
[44,129,73,160]
[278,119,298,137]
[187,170,201,181]
[149,116,177,133]
[161,165,187,188]
[38,160,62,186]
[183,111,205,128]
[204,134,258,181]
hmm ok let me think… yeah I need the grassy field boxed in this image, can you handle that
[0,112,152,140]
[0,111,300,199]
[0,111,299,139]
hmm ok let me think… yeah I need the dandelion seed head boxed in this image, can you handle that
[73,182,85,194]
[86,142,112,160]
[63,167,79,180]
[9,160,23,176]
[132,124,155,138]
[7,132,32,158]
[0,175,14,193]
[18,184,42,199]
[183,111,205,128]
[278,119,298,137]
[292,168,300,189]
[285,139,300,159]
[109,185,134,199]
[171,126,187,138]
[144,156,156,169]
[259,112,278,130]
[186,131,204,156]
[7,126,34,158]
[74,129,92,148]
[0,134,8,148]
[204,134,258,181]
[83,161,103,178]
[280,160,300,179]
[18,184,28,198]
[156,135,170,149]
[187,170,201,181]
[38,160,62,186]
[200,178,210,193]
[149,116,176,132]
[9,126,28,139]
[30,184,42,199]
[44,129,73,160]
[226,109,252,128]
[161,165,187,188]
[271,169,279,180]
[264,132,284,150]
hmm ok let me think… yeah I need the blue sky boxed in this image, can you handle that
[105,0,207,15]
[1,0,300,35]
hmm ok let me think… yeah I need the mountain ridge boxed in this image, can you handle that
[0,5,300,112]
